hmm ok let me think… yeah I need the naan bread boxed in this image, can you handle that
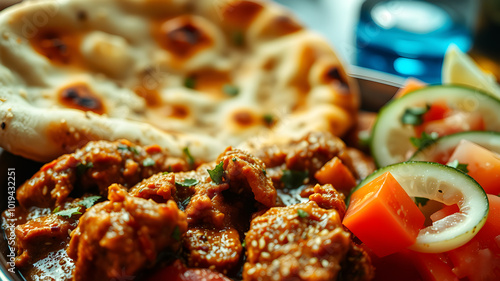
[0,0,358,162]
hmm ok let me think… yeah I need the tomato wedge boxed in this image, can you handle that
[343,171,425,257]
[447,139,500,195]
[446,194,500,281]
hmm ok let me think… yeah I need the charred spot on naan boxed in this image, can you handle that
[155,15,214,60]
[257,15,302,39]
[220,0,264,46]
[58,83,105,115]
[30,28,82,65]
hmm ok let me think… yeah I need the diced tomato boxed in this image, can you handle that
[414,101,451,137]
[314,157,357,193]
[430,204,460,222]
[447,140,500,195]
[343,172,426,257]
[423,102,451,124]
[394,78,427,98]
[146,260,231,281]
[411,251,459,281]
[446,194,500,281]
[366,246,458,281]
[364,247,422,281]
[416,111,485,138]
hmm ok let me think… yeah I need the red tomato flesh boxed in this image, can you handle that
[343,171,426,257]
[446,194,500,281]
[447,139,500,195]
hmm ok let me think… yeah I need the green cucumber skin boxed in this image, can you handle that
[370,85,500,168]
[411,131,500,161]
[347,161,487,209]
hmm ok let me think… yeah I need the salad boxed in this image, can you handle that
[343,47,500,281]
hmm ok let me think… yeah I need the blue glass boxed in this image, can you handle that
[356,0,473,83]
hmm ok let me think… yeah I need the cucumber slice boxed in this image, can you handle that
[411,131,500,162]
[370,85,500,167]
[350,161,489,253]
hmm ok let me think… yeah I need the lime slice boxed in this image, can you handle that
[442,45,500,99]
[411,131,500,162]
[352,161,489,253]
[370,85,500,167]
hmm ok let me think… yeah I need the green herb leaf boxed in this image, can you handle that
[281,170,308,189]
[54,207,82,218]
[52,206,60,213]
[241,240,246,248]
[401,105,430,126]
[208,161,225,184]
[181,196,192,207]
[297,209,309,218]
[223,84,239,97]
[76,162,93,175]
[410,132,439,149]
[117,144,139,155]
[232,31,244,46]
[172,225,182,241]
[183,147,195,168]
[447,160,469,173]
[77,196,101,209]
[263,114,275,126]
[143,158,156,167]
[176,178,199,187]
[414,197,429,207]
[184,77,196,89]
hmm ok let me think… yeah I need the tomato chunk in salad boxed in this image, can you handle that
[343,171,425,257]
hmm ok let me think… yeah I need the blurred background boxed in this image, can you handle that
[275,0,500,84]
[1,0,499,85]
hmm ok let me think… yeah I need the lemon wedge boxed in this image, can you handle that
[442,45,500,99]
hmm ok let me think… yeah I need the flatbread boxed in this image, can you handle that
[0,0,358,162]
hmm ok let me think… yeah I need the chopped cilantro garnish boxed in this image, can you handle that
[162,171,170,175]
[142,158,156,167]
[172,225,182,241]
[410,132,439,149]
[54,207,82,218]
[281,170,308,189]
[414,197,430,207]
[77,196,101,209]
[181,196,192,207]
[183,147,195,168]
[184,77,196,89]
[447,160,469,173]
[223,84,239,96]
[117,144,139,155]
[401,105,430,126]
[241,240,246,248]
[176,178,199,187]
[232,31,244,46]
[263,114,275,126]
[297,209,309,218]
[208,161,225,184]
[76,162,93,175]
